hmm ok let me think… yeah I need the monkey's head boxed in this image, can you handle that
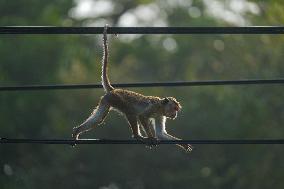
[161,97,182,119]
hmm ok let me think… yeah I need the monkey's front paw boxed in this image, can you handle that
[144,137,159,149]
[182,144,193,153]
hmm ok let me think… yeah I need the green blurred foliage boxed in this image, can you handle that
[0,0,283,189]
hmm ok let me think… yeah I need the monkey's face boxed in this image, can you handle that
[161,97,182,119]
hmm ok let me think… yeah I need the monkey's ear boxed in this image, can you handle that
[161,97,170,105]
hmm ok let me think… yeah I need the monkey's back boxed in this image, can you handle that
[106,89,160,114]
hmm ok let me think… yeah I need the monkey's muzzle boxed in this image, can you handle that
[168,111,178,120]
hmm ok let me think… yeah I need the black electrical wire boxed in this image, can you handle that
[1,26,284,34]
[0,79,283,91]
[1,138,284,145]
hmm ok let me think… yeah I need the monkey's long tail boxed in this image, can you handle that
[102,25,114,93]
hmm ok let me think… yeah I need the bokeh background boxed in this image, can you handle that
[0,0,284,188]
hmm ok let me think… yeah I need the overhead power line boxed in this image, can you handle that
[1,26,284,34]
[1,138,284,145]
[0,79,283,91]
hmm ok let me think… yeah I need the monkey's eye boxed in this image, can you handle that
[174,106,179,111]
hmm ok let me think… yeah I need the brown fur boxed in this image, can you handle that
[106,89,160,113]
[102,24,114,92]
[72,25,192,152]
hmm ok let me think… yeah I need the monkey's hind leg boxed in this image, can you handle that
[73,97,110,140]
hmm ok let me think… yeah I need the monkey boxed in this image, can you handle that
[72,25,192,152]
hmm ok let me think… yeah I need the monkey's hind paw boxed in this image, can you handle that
[72,126,80,139]
[70,135,78,147]
[71,127,81,147]
[70,140,77,147]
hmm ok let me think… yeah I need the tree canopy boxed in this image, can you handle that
[0,1,283,188]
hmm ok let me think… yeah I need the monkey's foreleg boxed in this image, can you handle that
[73,98,110,140]
[154,117,192,152]
[126,115,143,139]
[139,117,154,138]
[126,115,155,148]
[160,133,192,153]
[139,117,158,148]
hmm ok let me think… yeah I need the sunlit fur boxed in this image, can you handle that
[72,25,192,152]
[162,97,182,119]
